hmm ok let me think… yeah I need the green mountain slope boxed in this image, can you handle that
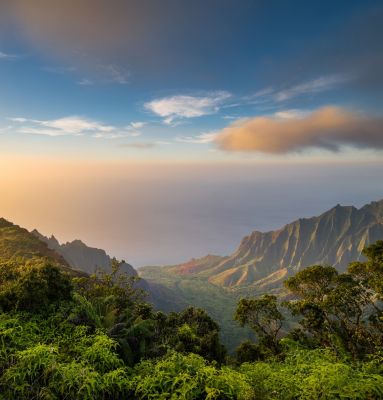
[140,200,383,351]
[0,218,72,271]
[0,218,179,319]
[140,265,254,351]
[143,200,383,296]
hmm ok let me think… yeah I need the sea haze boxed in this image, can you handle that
[1,160,382,267]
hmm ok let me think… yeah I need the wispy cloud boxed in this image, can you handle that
[145,91,231,124]
[175,131,218,144]
[10,116,145,139]
[96,64,129,84]
[77,64,129,85]
[119,142,156,149]
[42,62,128,86]
[143,74,348,127]
[120,122,147,137]
[130,121,146,129]
[42,66,77,74]
[214,106,383,154]
[78,78,94,86]
[273,109,310,119]
[0,51,19,60]
[9,117,28,123]
[274,75,350,102]
[243,75,351,107]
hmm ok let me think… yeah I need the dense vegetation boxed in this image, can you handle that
[141,265,255,350]
[1,238,383,398]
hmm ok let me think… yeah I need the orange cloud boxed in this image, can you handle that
[214,107,383,154]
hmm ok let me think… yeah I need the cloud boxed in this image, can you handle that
[42,66,76,74]
[214,106,383,154]
[273,109,310,119]
[95,63,129,84]
[39,117,113,133]
[245,75,350,107]
[76,65,129,85]
[175,131,218,144]
[42,62,127,85]
[130,121,146,129]
[19,127,73,137]
[144,91,231,124]
[118,121,147,137]
[11,116,142,138]
[119,142,156,149]
[0,51,19,60]
[274,75,350,102]
[9,117,27,123]
[78,78,93,86]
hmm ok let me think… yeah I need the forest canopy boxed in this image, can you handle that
[1,241,383,399]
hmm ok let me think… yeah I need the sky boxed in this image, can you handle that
[0,0,382,266]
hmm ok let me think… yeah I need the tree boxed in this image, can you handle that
[284,265,338,302]
[161,307,227,363]
[349,240,383,298]
[235,295,284,357]
[73,258,146,315]
[0,259,72,313]
[284,247,383,359]
[235,340,262,364]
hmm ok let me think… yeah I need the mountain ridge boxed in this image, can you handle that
[32,230,137,277]
[0,218,81,276]
[141,199,383,294]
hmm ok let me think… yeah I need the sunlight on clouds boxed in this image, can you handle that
[215,106,383,154]
[274,109,310,119]
[130,122,146,129]
[175,131,218,144]
[144,92,231,124]
[10,116,146,138]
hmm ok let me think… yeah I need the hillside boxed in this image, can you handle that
[32,230,137,276]
[141,200,383,296]
[0,218,73,273]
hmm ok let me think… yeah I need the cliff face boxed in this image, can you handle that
[163,200,383,292]
[32,231,137,277]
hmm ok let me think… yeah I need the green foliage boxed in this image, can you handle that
[282,247,383,358]
[235,340,262,364]
[235,295,284,357]
[349,240,383,297]
[131,352,254,400]
[240,344,383,399]
[1,233,383,399]
[0,312,130,399]
[164,307,227,363]
[73,258,145,315]
[0,219,68,267]
[0,260,72,312]
[140,265,254,351]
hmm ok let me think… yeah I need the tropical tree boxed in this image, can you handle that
[235,295,284,358]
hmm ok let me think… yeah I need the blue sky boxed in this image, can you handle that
[0,0,382,160]
[0,0,383,264]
